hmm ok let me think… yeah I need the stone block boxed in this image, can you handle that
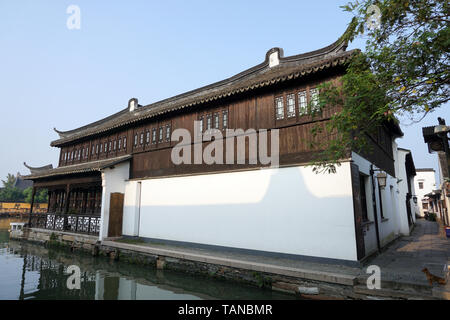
[157,257,166,270]
[62,235,75,242]
[272,281,298,294]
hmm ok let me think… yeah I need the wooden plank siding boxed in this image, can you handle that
[55,71,397,179]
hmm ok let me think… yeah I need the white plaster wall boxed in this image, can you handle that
[396,150,412,235]
[122,181,141,236]
[99,162,130,239]
[413,170,436,216]
[409,176,418,223]
[351,152,400,255]
[124,164,358,261]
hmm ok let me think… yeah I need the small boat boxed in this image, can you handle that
[9,222,26,238]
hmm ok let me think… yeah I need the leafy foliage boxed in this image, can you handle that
[1,174,16,189]
[311,0,449,172]
[0,174,47,203]
[23,187,48,204]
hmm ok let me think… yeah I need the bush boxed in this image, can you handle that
[427,212,437,221]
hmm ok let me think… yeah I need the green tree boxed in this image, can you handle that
[1,173,16,189]
[23,187,48,204]
[311,0,449,172]
[0,186,24,202]
[0,173,24,202]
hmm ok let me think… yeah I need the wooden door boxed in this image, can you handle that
[108,192,124,237]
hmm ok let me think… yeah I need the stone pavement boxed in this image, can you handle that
[105,219,449,299]
[363,219,449,285]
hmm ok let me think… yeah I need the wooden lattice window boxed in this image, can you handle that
[287,93,295,118]
[275,96,284,120]
[298,91,307,116]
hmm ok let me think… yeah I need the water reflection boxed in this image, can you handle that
[0,228,295,300]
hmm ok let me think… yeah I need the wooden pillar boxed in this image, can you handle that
[64,184,71,214]
[82,190,88,214]
[63,184,71,230]
[47,190,51,213]
[27,186,36,225]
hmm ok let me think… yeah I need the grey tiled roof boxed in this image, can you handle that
[22,155,132,180]
[51,33,357,147]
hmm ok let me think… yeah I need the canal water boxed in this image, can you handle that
[0,218,295,300]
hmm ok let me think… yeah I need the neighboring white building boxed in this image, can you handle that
[413,169,436,217]
[395,148,418,234]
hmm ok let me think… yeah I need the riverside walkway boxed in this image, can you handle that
[103,219,449,300]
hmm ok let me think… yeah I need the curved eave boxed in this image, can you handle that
[23,162,54,174]
[22,155,132,180]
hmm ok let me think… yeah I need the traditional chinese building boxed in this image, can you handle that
[23,29,413,263]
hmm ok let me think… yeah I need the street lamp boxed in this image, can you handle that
[376,172,387,189]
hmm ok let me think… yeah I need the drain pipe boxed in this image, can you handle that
[370,165,381,253]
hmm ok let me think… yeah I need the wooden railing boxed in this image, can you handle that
[29,213,101,236]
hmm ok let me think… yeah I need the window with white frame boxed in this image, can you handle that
[166,124,171,141]
[118,138,122,150]
[123,137,127,149]
[287,94,295,118]
[159,127,163,142]
[206,114,212,130]
[198,116,204,133]
[298,91,307,116]
[222,110,228,129]
[214,113,219,129]
[134,134,138,146]
[146,130,150,144]
[275,96,284,120]
[152,128,157,144]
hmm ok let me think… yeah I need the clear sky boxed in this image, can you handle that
[0,1,448,183]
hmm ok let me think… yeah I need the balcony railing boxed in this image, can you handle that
[29,213,101,236]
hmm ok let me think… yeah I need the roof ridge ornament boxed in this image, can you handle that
[129,98,138,112]
[266,47,283,68]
